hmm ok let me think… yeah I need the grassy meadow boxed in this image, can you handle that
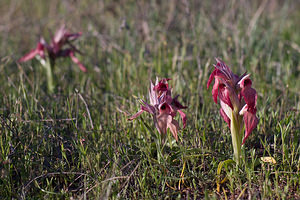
[0,0,299,199]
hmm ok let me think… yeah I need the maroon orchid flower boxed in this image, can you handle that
[153,78,171,96]
[129,77,187,142]
[18,25,86,72]
[207,58,258,163]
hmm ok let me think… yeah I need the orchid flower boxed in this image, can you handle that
[207,58,258,164]
[129,78,187,142]
[19,25,86,72]
[18,25,86,92]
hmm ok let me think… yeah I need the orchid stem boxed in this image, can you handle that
[230,112,242,165]
[44,59,55,93]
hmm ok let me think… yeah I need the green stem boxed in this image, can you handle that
[44,59,54,93]
[230,112,242,165]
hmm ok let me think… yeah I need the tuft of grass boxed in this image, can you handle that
[0,0,299,199]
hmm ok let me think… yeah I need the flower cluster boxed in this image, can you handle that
[18,25,86,72]
[207,58,258,163]
[207,58,258,144]
[128,78,187,141]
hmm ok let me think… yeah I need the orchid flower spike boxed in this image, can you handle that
[207,58,258,163]
[18,25,87,72]
[129,77,187,142]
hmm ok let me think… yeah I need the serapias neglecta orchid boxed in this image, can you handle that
[128,78,187,142]
[207,58,258,164]
[18,25,87,72]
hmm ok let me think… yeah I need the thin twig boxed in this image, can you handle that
[77,91,94,129]
[20,118,76,123]
[100,176,129,183]
[117,161,141,196]
[23,172,98,191]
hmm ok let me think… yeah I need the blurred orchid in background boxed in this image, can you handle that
[19,25,86,72]
[129,77,187,142]
[207,58,258,164]
[18,25,86,92]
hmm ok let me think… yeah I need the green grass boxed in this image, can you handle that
[0,0,299,199]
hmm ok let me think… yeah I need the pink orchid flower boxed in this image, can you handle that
[18,25,87,72]
[129,78,187,142]
[207,58,258,163]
